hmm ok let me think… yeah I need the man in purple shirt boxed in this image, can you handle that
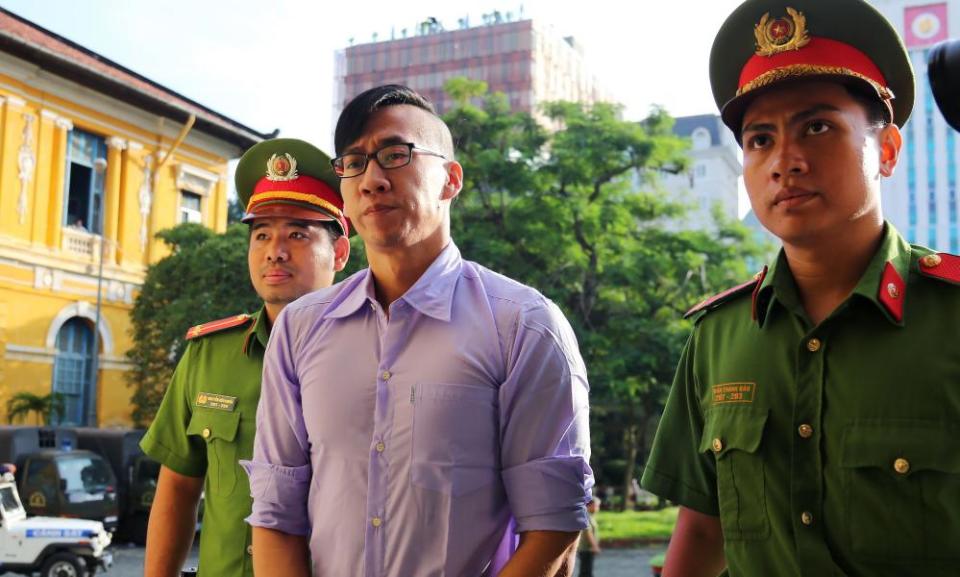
[242,85,593,577]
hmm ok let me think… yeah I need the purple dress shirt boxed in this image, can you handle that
[243,242,593,577]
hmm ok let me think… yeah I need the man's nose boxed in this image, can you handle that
[266,237,289,262]
[769,137,809,181]
[358,157,390,194]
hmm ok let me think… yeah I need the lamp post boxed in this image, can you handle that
[86,159,107,427]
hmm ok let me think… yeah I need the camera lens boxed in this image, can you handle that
[928,39,960,132]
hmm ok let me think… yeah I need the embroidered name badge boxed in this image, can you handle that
[195,392,238,412]
[712,382,756,404]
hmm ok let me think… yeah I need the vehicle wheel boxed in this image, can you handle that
[40,552,83,577]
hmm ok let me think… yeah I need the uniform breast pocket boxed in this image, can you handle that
[841,421,960,562]
[700,408,770,541]
[187,408,242,496]
[410,383,499,497]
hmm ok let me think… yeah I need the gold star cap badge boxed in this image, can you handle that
[265,153,299,182]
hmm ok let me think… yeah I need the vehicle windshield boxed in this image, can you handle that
[57,456,113,493]
[0,486,22,514]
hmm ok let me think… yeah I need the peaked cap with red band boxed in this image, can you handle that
[235,138,349,235]
[710,0,915,141]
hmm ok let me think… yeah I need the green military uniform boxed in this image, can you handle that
[642,0,960,575]
[643,226,960,576]
[141,309,269,577]
[140,138,347,576]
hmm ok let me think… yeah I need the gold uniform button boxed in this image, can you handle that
[801,511,814,526]
[375,442,385,453]
[381,371,391,381]
[201,428,211,439]
[711,438,723,453]
[806,338,822,352]
[246,545,253,556]
[371,517,382,528]
[798,424,814,439]
[894,458,910,475]
[921,254,942,268]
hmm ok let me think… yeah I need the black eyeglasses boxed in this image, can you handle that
[331,142,447,178]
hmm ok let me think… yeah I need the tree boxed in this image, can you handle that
[443,83,769,507]
[127,223,261,425]
[6,392,65,425]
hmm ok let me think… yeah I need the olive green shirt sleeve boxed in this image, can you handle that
[140,342,207,478]
[640,327,719,516]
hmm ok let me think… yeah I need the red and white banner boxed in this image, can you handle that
[904,3,948,48]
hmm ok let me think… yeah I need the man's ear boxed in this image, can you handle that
[878,123,902,178]
[441,160,463,201]
[333,234,350,272]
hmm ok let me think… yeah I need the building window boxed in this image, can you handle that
[64,130,107,233]
[691,127,712,150]
[52,317,95,425]
[179,191,202,224]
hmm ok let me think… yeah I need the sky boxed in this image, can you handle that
[0,0,745,148]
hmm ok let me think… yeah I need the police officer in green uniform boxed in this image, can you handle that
[141,139,350,577]
[642,1,960,576]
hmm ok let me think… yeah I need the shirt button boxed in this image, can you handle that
[201,428,211,439]
[798,424,814,439]
[801,511,814,526]
[246,545,253,555]
[893,457,910,475]
[375,442,385,453]
[806,338,822,352]
[711,438,723,453]
[921,254,942,268]
[371,517,382,528]
[381,371,391,380]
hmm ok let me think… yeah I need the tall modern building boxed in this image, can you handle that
[871,0,960,251]
[333,14,613,120]
[658,114,742,231]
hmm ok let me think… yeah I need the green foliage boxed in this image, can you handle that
[127,223,261,426]
[443,80,769,503]
[596,507,678,542]
[6,392,66,425]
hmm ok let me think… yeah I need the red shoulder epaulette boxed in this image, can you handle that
[918,252,960,285]
[184,314,253,340]
[684,270,766,319]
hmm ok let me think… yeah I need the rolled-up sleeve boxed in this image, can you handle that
[241,307,312,536]
[499,301,593,533]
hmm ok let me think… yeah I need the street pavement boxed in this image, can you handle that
[106,543,665,577]
[574,545,666,577]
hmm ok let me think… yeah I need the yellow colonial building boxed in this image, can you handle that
[0,9,270,426]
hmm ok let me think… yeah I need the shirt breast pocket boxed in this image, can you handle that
[841,421,960,562]
[700,408,770,541]
[187,408,242,497]
[410,382,499,497]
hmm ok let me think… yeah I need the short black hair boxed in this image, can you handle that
[334,84,454,157]
[843,83,891,130]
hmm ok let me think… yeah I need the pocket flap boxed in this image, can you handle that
[699,408,769,458]
[841,422,960,475]
[186,409,241,443]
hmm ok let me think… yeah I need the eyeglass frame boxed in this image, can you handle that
[330,142,448,178]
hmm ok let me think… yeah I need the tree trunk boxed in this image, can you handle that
[621,424,639,512]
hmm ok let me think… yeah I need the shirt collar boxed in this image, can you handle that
[754,223,911,328]
[323,242,463,322]
[399,242,462,322]
[242,307,271,357]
